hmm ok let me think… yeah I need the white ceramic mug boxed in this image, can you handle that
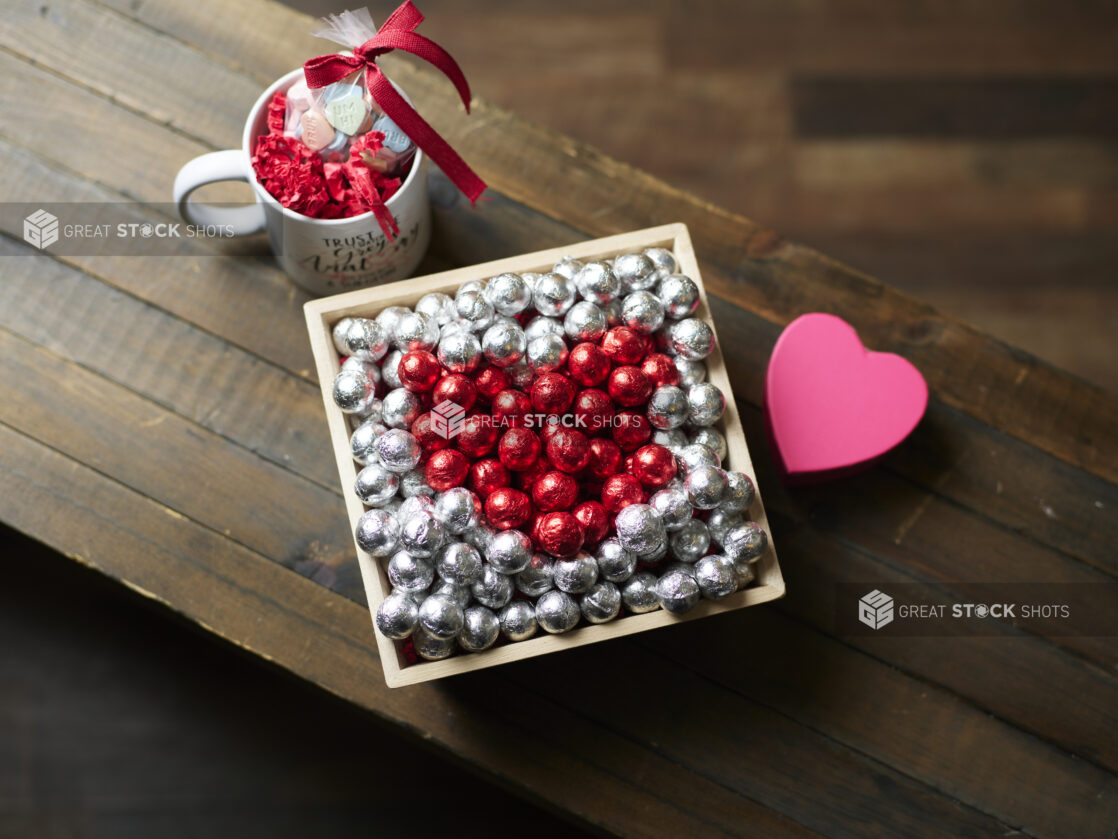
[174,69,430,296]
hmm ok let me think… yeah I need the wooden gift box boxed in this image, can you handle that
[305,223,785,687]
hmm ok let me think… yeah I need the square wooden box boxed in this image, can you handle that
[305,223,785,687]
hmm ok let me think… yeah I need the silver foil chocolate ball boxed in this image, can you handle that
[719,471,755,513]
[375,306,410,339]
[722,522,768,563]
[399,468,434,498]
[707,509,744,547]
[434,488,481,535]
[614,252,658,293]
[643,247,678,280]
[687,383,726,427]
[677,443,721,476]
[533,272,578,317]
[350,420,386,464]
[595,538,637,583]
[526,333,569,373]
[621,571,661,613]
[656,565,700,614]
[695,554,738,599]
[458,605,501,652]
[332,317,355,354]
[388,551,434,593]
[553,552,599,594]
[638,538,669,564]
[393,311,440,353]
[399,494,436,520]
[332,369,374,414]
[689,427,727,462]
[354,462,399,507]
[657,274,700,319]
[416,292,456,325]
[516,553,556,596]
[670,318,716,360]
[345,318,390,362]
[614,503,666,555]
[552,256,584,281]
[523,315,565,343]
[648,487,694,531]
[418,592,464,639]
[734,560,757,591]
[486,530,533,574]
[430,580,472,609]
[647,385,690,430]
[651,428,688,454]
[381,388,422,429]
[485,272,533,316]
[401,511,447,559]
[563,301,608,342]
[499,601,538,641]
[669,518,711,563]
[375,428,422,472]
[455,289,495,331]
[600,298,623,327]
[620,290,665,334]
[340,354,383,386]
[481,322,527,367]
[686,465,728,509]
[580,581,621,624]
[535,590,580,634]
[376,590,419,639]
[462,521,496,554]
[674,357,707,388]
[413,627,457,660]
[520,271,541,293]
[437,330,482,374]
[574,261,620,305]
[381,350,404,389]
[472,564,513,609]
[435,541,482,586]
[354,508,400,557]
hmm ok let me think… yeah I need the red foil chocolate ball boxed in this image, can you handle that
[455,414,499,458]
[498,427,541,471]
[531,470,579,512]
[601,473,645,513]
[485,487,533,530]
[641,353,679,388]
[432,373,477,412]
[567,342,610,386]
[612,410,651,451]
[425,448,470,492]
[535,511,585,557]
[573,500,610,545]
[468,458,510,498]
[515,456,552,492]
[600,326,645,365]
[586,437,623,480]
[573,388,614,435]
[530,372,576,416]
[632,443,677,488]
[398,350,441,392]
[546,427,591,474]
[538,419,564,448]
[474,366,510,401]
[411,412,451,451]
[608,365,653,408]
[492,388,532,429]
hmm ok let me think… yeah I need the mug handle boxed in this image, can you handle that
[173,150,266,235]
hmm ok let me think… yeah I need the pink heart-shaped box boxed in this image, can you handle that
[764,313,928,483]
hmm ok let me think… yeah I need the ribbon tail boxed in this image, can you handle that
[349,163,399,240]
[369,73,486,203]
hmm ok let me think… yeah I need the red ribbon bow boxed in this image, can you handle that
[303,1,487,208]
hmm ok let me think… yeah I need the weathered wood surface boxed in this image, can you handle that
[0,0,1116,835]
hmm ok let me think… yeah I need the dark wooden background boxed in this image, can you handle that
[3,0,1115,836]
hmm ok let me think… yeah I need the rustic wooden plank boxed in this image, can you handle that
[643,608,1118,839]
[0,424,842,839]
[11,0,1117,481]
[0,327,360,599]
